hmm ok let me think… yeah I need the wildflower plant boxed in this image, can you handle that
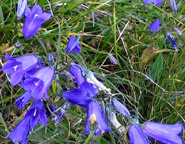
[1,0,184,144]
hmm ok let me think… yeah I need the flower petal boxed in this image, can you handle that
[112,98,130,117]
[15,91,32,109]
[39,12,52,21]
[144,121,183,135]
[63,88,89,107]
[147,19,161,31]
[30,110,40,128]
[23,17,42,38]
[90,100,111,132]
[6,118,30,143]
[22,78,39,90]
[2,61,21,74]
[10,69,24,86]
[80,81,98,97]
[143,121,183,144]
[16,55,39,71]
[31,80,44,99]
[69,65,85,86]
[24,7,31,17]
[129,125,150,144]
[40,110,48,125]
[31,5,42,17]
[65,36,81,54]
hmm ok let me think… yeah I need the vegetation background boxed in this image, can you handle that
[0,0,184,143]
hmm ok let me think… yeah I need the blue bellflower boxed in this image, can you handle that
[147,19,161,31]
[170,0,177,14]
[83,100,111,135]
[65,36,81,54]
[21,66,55,100]
[143,0,163,6]
[25,100,47,128]
[16,0,27,20]
[63,65,98,107]
[2,53,39,86]
[6,118,30,144]
[143,121,184,144]
[23,5,52,38]
[129,125,150,144]
[166,31,178,51]
[112,98,130,117]
[63,81,98,107]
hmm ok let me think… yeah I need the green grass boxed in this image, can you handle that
[0,0,185,143]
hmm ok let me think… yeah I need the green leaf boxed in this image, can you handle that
[0,5,4,23]
[151,53,163,80]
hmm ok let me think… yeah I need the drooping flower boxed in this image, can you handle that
[25,100,47,128]
[143,0,163,6]
[63,81,98,107]
[112,98,130,117]
[108,53,118,65]
[82,100,111,135]
[21,66,55,100]
[147,19,161,31]
[143,121,184,144]
[129,125,150,144]
[63,65,98,107]
[170,0,177,14]
[6,118,30,144]
[23,5,52,38]
[166,31,178,51]
[16,0,27,20]
[2,53,39,86]
[65,36,81,54]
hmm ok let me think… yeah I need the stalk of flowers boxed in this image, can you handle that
[2,53,55,143]
[62,64,111,135]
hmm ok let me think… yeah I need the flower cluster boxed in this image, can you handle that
[63,64,111,135]
[2,54,54,143]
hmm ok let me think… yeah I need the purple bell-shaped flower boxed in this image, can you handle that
[83,100,111,135]
[143,0,163,6]
[129,124,150,144]
[2,53,39,86]
[112,98,130,117]
[25,100,47,128]
[6,118,30,144]
[21,66,55,100]
[143,121,183,144]
[63,81,98,107]
[147,19,161,31]
[23,5,52,38]
[65,36,81,54]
